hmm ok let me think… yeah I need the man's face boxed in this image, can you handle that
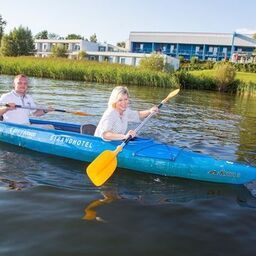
[14,76,28,95]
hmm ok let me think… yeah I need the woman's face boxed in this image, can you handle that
[115,93,129,113]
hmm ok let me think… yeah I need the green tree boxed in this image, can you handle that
[117,41,126,48]
[51,44,67,58]
[0,14,7,46]
[89,33,97,43]
[139,53,165,72]
[66,34,84,40]
[35,30,48,39]
[0,26,35,56]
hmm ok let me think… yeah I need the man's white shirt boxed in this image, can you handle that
[0,90,36,124]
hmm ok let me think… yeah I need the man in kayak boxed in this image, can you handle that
[94,86,158,140]
[0,74,52,125]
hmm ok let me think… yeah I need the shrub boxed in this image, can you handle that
[214,63,236,91]
[51,44,68,58]
[190,56,198,65]
[179,56,185,63]
[139,53,164,72]
[77,50,87,60]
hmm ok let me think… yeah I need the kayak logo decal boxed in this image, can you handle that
[9,127,36,138]
[208,170,240,178]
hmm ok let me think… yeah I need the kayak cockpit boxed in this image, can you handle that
[30,118,96,135]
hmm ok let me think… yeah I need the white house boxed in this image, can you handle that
[34,39,180,70]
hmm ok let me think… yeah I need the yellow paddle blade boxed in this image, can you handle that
[162,88,180,104]
[70,111,94,116]
[86,150,118,186]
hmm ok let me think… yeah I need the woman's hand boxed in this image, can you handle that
[139,105,159,120]
[124,129,137,140]
[149,105,159,114]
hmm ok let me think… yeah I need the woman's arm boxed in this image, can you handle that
[102,130,136,141]
[138,106,159,120]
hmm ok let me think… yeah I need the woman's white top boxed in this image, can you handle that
[0,90,36,125]
[94,108,140,139]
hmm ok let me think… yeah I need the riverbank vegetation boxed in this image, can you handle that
[178,61,256,94]
[0,56,178,87]
[0,56,255,94]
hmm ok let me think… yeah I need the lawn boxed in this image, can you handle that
[190,70,256,83]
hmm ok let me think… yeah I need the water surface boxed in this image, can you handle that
[0,75,256,256]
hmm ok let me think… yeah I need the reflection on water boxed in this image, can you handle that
[1,74,256,255]
[82,168,256,223]
[83,191,119,222]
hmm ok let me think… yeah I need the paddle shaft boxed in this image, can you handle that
[5,104,64,113]
[119,99,170,150]
[4,104,94,116]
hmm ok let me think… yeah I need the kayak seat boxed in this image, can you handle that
[80,124,96,135]
[0,116,3,121]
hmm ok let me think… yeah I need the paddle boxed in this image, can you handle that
[5,104,93,116]
[86,88,180,186]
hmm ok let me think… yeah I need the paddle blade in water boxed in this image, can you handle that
[86,150,118,186]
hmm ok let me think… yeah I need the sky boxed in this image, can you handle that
[0,0,256,45]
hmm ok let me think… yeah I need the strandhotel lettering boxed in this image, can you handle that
[50,135,93,148]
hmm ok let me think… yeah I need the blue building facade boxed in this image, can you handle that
[129,32,256,61]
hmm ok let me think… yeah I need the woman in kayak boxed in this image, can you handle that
[94,86,158,141]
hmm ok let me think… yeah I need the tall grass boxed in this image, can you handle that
[187,69,256,94]
[0,56,179,88]
[1,56,255,94]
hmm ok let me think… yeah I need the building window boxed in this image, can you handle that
[74,44,80,51]
[120,58,125,64]
[99,46,106,52]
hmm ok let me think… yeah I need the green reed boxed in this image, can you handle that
[0,56,178,88]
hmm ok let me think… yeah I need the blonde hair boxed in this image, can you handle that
[108,86,130,108]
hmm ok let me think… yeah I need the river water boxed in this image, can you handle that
[0,75,256,256]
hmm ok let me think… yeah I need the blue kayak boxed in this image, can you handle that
[0,119,255,185]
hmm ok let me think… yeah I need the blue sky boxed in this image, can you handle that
[0,0,255,44]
